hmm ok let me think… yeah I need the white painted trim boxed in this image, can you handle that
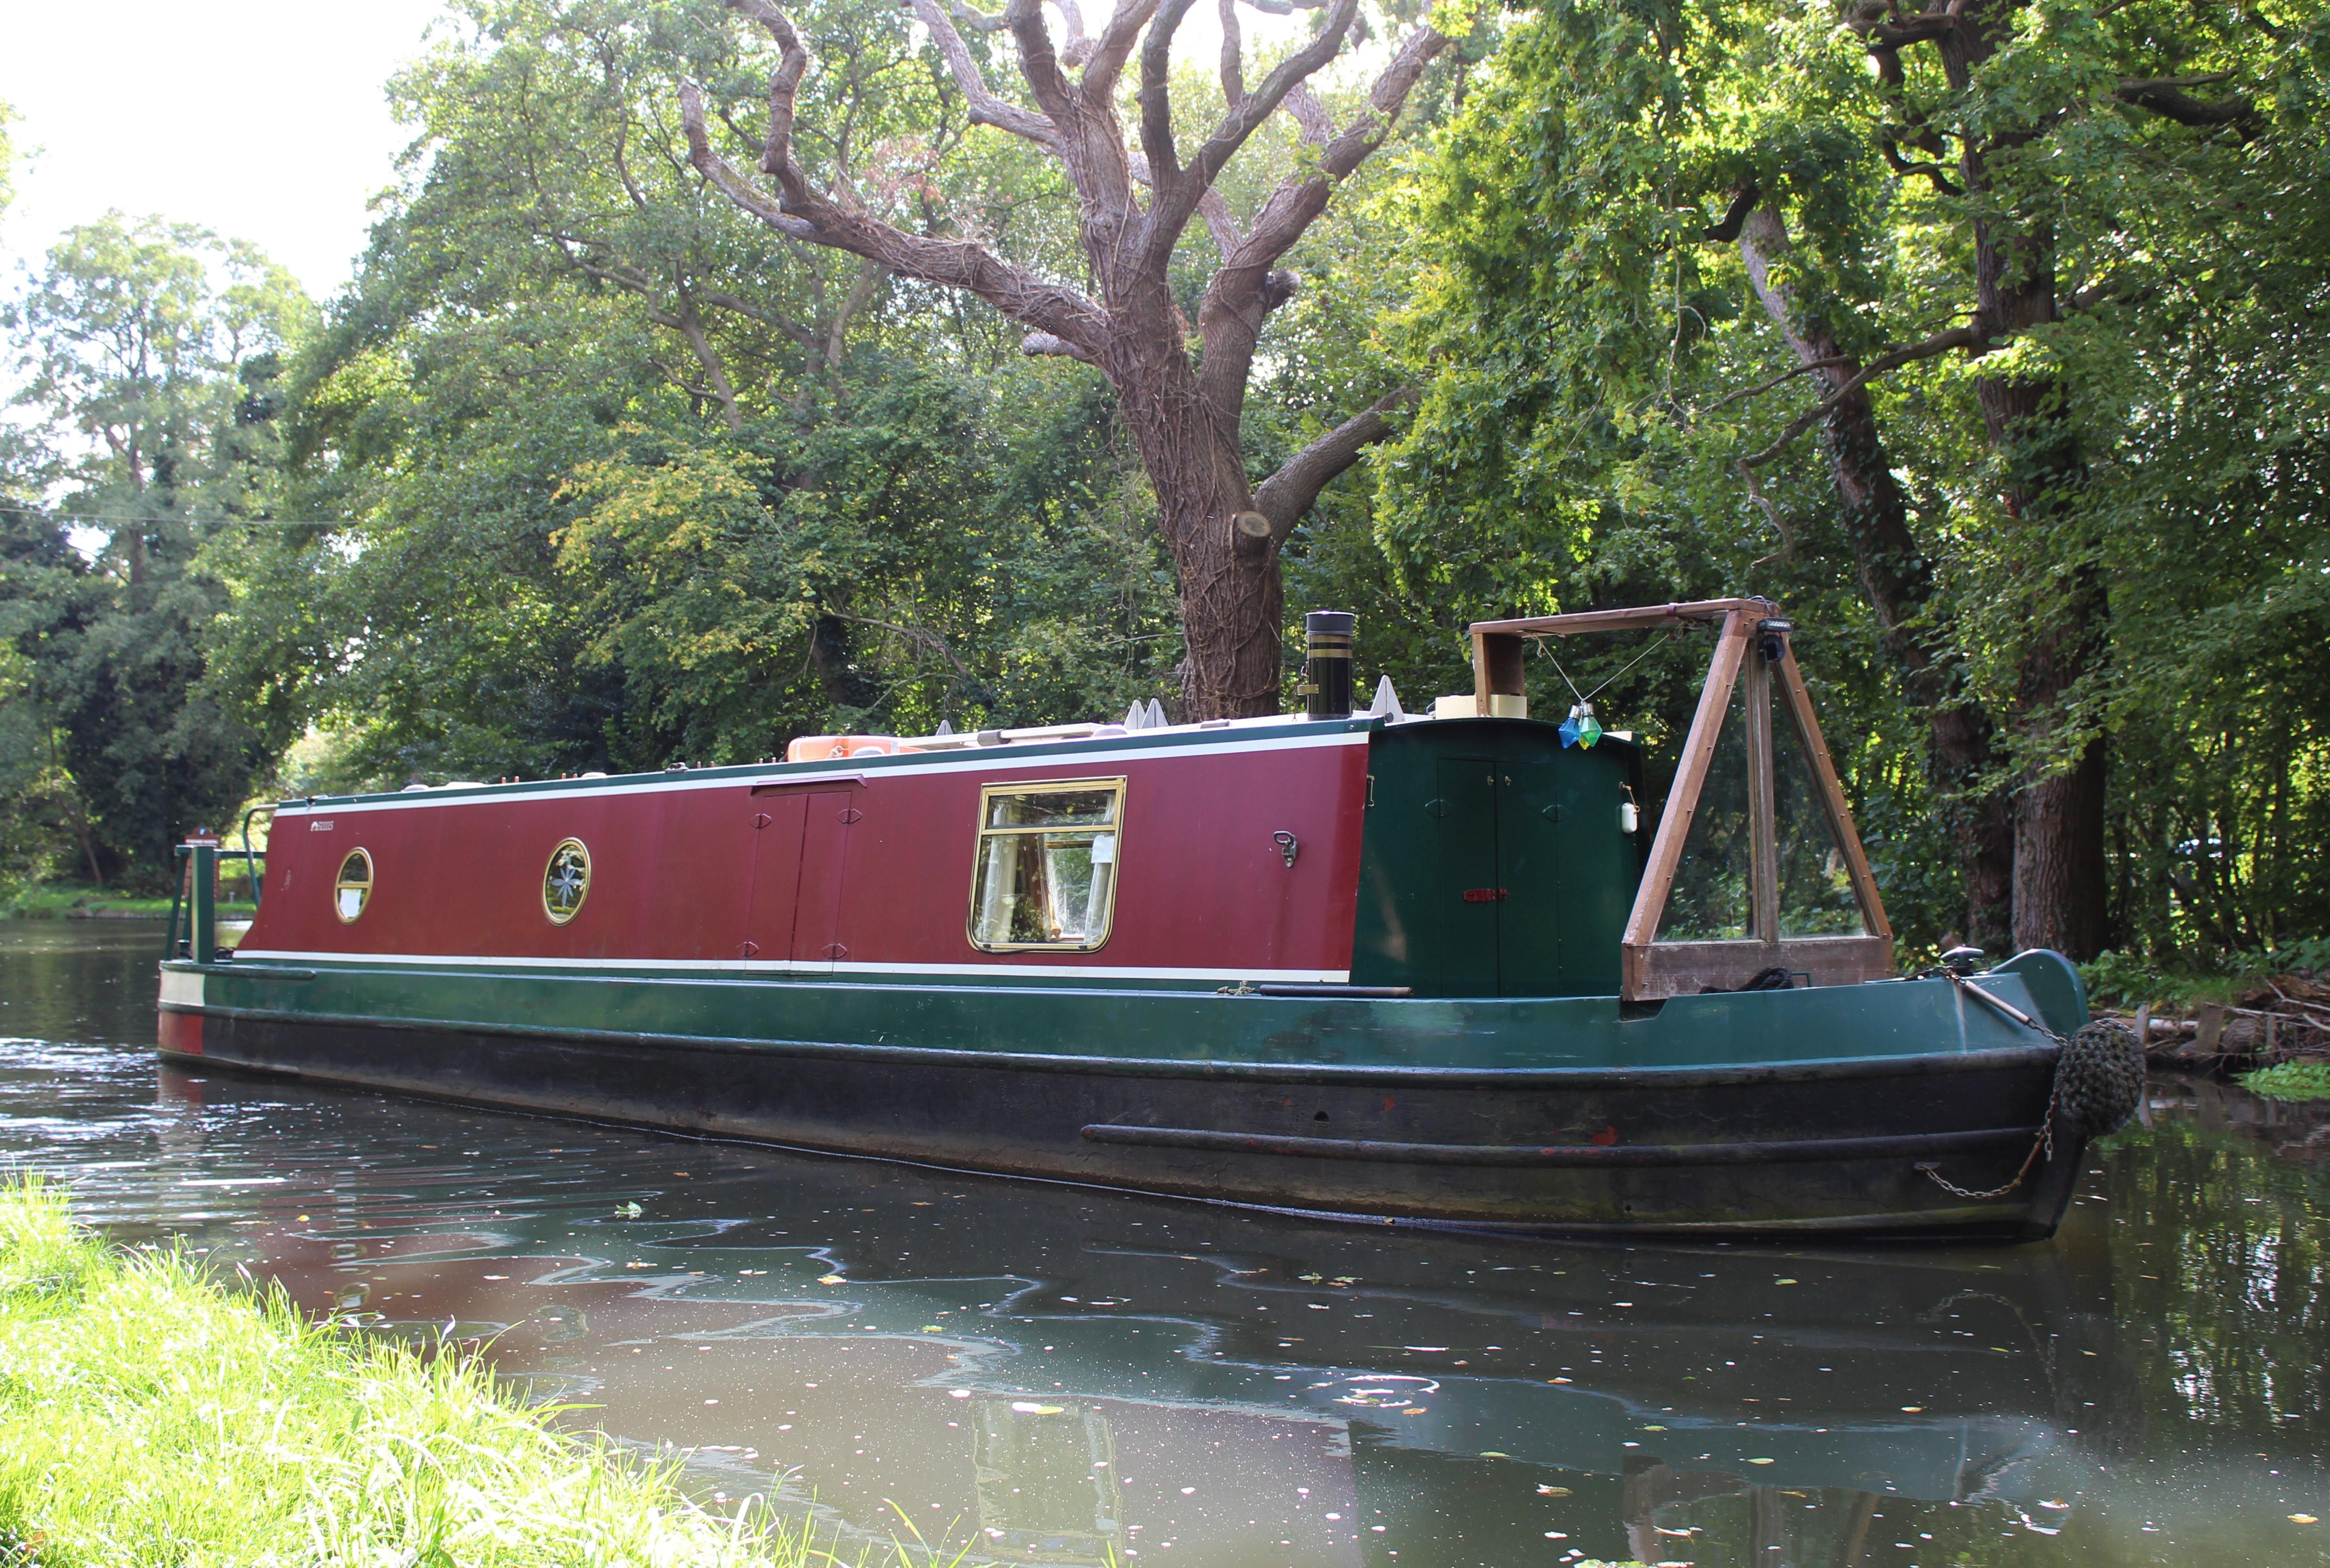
[231,950,1352,984]
[159,968,206,1005]
[266,729,1371,818]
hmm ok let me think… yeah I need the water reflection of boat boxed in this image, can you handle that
[160,601,2101,1238]
[166,1073,2118,1567]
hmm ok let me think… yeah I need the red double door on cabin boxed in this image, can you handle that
[743,783,861,965]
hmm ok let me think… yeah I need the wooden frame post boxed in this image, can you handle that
[1618,611,1751,998]
[1773,637,1893,943]
[1744,648,1779,944]
[1470,629,1528,718]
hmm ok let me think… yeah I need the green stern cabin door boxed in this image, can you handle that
[1358,729,1638,998]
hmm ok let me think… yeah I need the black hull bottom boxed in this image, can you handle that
[165,1014,2086,1239]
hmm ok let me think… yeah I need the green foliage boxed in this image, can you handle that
[2081,934,2330,1008]
[2238,1061,2330,1101]
[0,100,15,225]
[1,215,313,888]
[0,1177,977,1565]
[1378,0,2330,955]
[202,0,1179,787]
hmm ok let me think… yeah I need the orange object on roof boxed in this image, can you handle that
[784,735,899,763]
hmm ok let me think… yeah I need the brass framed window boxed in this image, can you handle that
[542,839,592,925]
[968,778,1125,952]
[333,849,373,923]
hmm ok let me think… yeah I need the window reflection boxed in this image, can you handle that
[969,780,1125,951]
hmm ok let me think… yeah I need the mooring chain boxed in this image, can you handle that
[1919,971,2065,1201]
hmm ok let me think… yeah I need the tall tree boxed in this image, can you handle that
[681,0,1452,716]
[2,216,310,883]
[1380,0,2313,957]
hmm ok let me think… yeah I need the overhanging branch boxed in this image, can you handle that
[1251,386,1417,543]
[1741,326,1978,469]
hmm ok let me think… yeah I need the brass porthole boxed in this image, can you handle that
[333,849,373,923]
[542,839,591,925]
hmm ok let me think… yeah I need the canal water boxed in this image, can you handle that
[2,923,2325,1568]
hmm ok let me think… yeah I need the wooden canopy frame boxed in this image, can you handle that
[1469,599,1895,1001]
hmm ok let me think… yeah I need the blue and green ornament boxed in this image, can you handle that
[1559,701,1603,750]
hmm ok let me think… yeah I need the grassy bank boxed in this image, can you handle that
[0,1179,942,1566]
[0,882,257,921]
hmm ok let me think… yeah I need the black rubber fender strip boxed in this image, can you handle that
[1079,1122,2038,1168]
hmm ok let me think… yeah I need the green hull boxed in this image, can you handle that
[159,953,2092,1237]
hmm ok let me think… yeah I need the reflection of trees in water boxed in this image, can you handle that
[2102,1088,2330,1447]
[1626,1467,1877,1568]
[972,1399,1122,1565]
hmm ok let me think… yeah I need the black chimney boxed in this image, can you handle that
[1303,610,1356,720]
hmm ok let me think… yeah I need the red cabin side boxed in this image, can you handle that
[238,734,1372,982]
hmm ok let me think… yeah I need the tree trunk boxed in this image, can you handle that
[1940,3,2111,958]
[1113,359,1284,718]
[2013,725,2109,956]
[1738,208,2014,950]
[808,612,882,710]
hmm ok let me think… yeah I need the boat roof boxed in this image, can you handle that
[269,710,1427,813]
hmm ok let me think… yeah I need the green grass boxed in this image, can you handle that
[0,882,258,921]
[2237,1061,2330,1102]
[0,1178,980,1566]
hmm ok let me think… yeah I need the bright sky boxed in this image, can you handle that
[0,0,448,297]
[0,0,1306,304]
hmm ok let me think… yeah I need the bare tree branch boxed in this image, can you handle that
[2116,74,2263,138]
[1004,0,1079,122]
[1219,0,1248,105]
[1702,181,1760,242]
[1021,330,1099,363]
[947,0,1011,31]
[1740,325,1979,468]
[682,77,1108,353]
[1283,81,1335,144]
[898,0,1063,148]
[1696,353,1858,415]
[1251,386,1417,542]
[1128,148,1243,257]
[1232,21,1445,269]
[1080,0,1161,100]
[1880,131,1963,193]
[1138,0,1201,185]
[694,288,820,346]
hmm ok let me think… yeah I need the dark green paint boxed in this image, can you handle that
[177,957,2059,1076]
[1356,720,1643,997]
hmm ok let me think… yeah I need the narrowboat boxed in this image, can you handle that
[157,599,2124,1237]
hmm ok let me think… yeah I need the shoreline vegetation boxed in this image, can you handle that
[0,1179,975,1566]
[0,883,255,922]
